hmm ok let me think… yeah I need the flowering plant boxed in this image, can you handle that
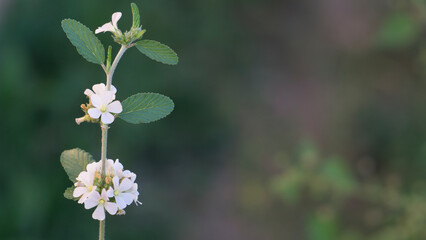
[59,3,177,239]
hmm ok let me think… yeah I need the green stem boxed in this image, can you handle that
[98,44,128,240]
[101,125,108,176]
[101,45,127,176]
[106,45,127,90]
[99,220,105,240]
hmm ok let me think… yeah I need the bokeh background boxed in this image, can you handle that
[1,0,426,239]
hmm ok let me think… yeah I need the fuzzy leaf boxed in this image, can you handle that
[119,93,174,124]
[135,40,178,65]
[61,19,105,64]
[60,148,95,183]
[64,186,78,201]
[131,3,140,29]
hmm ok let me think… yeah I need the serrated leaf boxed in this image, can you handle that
[64,186,78,201]
[135,40,178,65]
[61,19,105,64]
[119,93,174,124]
[60,148,95,183]
[131,3,140,29]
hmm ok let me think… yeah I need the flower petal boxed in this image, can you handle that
[90,95,103,108]
[119,178,133,192]
[84,191,100,209]
[107,101,122,114]
[115,196,127,210]
[114,159,123,172]
[78,192,91,204]
[100,188,108,200]
[101,112,115,124]
[104,202,118,215]
[84,89,94,97]
[112,176,120,190]
[120,193,135,205]
[111,12,122,29]
[86,161,101,173]
[77,171,94,186]
[102,91,115,103]
[110,85,117,94]
[88,108,102,119]
[123,170,136,182]
[106,187,114,198]
[73,187,87,198]
[92,83,106,94]
[95,23,115,34]
[92,205,105,220]
[105,159,116,175]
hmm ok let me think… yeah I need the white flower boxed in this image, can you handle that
[73,161,101,204]
[112,176,135,209]
[84,189,118,221]
[84,83,117,98]
[73,172,96,204]
[87,84,122,124]
[95,12,122,34]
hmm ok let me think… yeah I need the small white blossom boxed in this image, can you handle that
[73,161,101,203]
[86,83,122,124]
[95,12,122,34]
[112,176,135,209]
[84,189,118,221]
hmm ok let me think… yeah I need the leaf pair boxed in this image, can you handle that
[61,2,178,66]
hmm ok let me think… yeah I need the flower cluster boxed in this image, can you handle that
[77,83,122,125]
[73,159,141,220]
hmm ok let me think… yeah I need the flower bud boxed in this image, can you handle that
[75,115,91,125]
[117,209,126,215]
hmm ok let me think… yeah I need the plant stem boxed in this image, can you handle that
[101,125,108,176]
[101,44,127,176]
[99,220,105,240]
[98,44,127,240]
[106,45,127,90]
[100,125,107,239]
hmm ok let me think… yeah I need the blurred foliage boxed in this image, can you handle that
[271,142,426,240]
[271,142,357,204]
[376,13,420,48]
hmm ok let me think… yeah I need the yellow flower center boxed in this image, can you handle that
[114,190,119,196]
[99,199,105,204]
[100,105,107,112]
[87,185,93,191]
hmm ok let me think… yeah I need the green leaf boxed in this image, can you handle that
[135,40,178,65]
[131,3,140,29]
[60,148,95,183]
[119,93,174,124]
[64,186,78,201]
[61,19,105,64]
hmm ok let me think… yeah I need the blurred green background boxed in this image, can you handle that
[1,0,426,239]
